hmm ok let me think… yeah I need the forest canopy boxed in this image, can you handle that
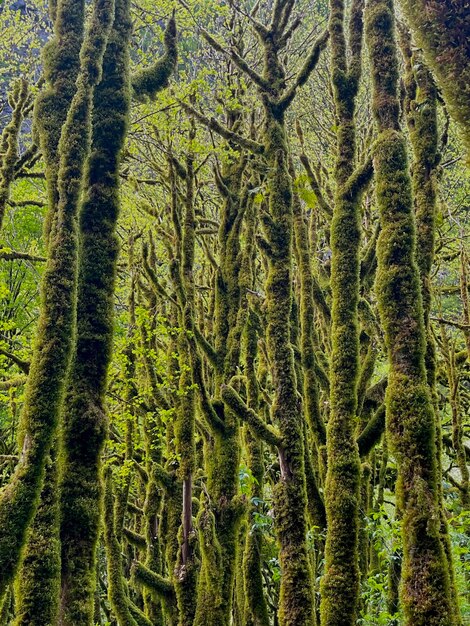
[0,1,468,625]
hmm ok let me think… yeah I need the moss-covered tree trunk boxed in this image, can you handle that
[193,154,247,626]
[13,0,88,618]
[366,1,456,624]
[241,197,270,626]
[320,2,370,624]
[34,0,86,243]
[173,139,199,625]
[14,452,60,626]
[58,1,132,623]
[0,0,114,599]
[400,31,463,622]
[256,19,324,626]
[216,5,327,622]
[397,0,470,157]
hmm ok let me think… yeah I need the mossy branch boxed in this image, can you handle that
[360,221,380,283]
[343,156,373,199]
[13,141,40,176]
[193,326,219,369]
[127,600,153,626]
[0,250,46,263]
[0,376,27,390]
[180,101,265,154]
[127,502,144,516]
[298,152,333,217]
[132,459,149,483]
[220,385,282,447]
[132,562,176,600]
[0,348,30,374]
[279,29,329,111]
[0,79,29,231]
[123,528,147,550]
[132,15,177,101]
[356,405,385,456]
[201,29,270,92]
[142,253,178,307]
[154,463,173,489]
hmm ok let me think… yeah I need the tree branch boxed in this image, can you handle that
[201,29,270,92]
[279,30,329,111]
[221,384,282,447]
[180,101,265,154]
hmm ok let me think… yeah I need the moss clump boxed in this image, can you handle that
[366,1,455,623]
[0,0,114,599]
[59,0,132,623]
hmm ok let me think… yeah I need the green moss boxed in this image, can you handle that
[366,2,456,623]
[357,405,385,456]
[59,1,132,623]
[134,564,172,599]
[0,0,114,599]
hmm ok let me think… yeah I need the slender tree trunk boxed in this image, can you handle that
[321,2,371,624]
[366,1,456,623]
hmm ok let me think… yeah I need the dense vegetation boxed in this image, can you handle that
[0,1,468,625]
